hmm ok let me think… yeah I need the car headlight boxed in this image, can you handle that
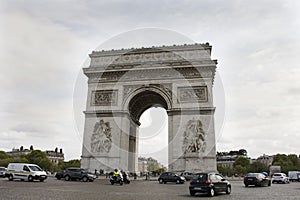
[180,177,185,180]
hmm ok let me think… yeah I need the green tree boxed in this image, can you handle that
[234,165,247,176]
[234,157,250,168]
[238,149,247,156]
[249,161,269,173]
[217,165,233,177]
[24,150,53,171]
[0,151,11,159]
[58,159,81,171]
[147,162,159,172]
[272,154,300,173]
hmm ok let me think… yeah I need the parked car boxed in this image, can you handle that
[158,172,185,184]
[244,173,271,187]
[180,172,193,181]
[0,167,6,178]
[55,170,66,180]
[288,171,300,182]
[189,173,231,197]
[5,163,47,182]
[272,173,289,184]
[56,168,97,182]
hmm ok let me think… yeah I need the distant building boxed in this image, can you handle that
[137,157,165,174]
[216,155,237,169]
[6,146,64,165]
[45,148,64,165]
[6,148,31,158]
[255,154,273,166]
[216,153,249,169]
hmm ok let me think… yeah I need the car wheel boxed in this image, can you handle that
[120,181,123,186]
[272,181,275,184]
[268,181,271,186]
[190,191,195,196]
[82,176,88,182]
[8,174,13,181]
[176,179,180,184]
[245,184,248,187]
[208,188,215,197]
[226,186,231,194]
[40,178,44,182]
[28,176,33,182]
[57,177,61,180]
[159,179,163,184]
[65,175,70,181]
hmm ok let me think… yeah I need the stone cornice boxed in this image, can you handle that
[83,110,131,117]
[84,66,216,84]
[88,43,216,69]
[90,43,212,57]
[167,107,216,115]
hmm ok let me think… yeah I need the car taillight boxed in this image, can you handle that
[244,177,246,181]
[254,177,258,181]
[206,179,211,184]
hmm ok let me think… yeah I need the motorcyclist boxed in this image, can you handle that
[113,169,119,177]
[110,169,123,185]
[112,169,123,180]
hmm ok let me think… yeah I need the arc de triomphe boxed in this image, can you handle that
[81,43,218,173]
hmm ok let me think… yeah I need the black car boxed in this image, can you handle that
[158,172,185,184]
[0,167,5,178]
[189,173,231,197]
[244,173,271,187]
[56,168,97,182]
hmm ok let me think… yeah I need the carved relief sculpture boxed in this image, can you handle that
[91,90,118,106]
[91,120,112,153]
[182,119,206,153]
[179,86,208,102]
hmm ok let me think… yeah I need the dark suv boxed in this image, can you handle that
[189,173,231,197]
[56,168,97,182]
[158,172,185,184]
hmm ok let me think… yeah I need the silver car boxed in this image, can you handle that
[272,173,289,184]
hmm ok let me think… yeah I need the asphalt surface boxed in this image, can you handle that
[0,177,300,200]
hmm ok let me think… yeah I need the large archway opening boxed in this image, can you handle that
[138,107,168,172]
[127,90,170,173]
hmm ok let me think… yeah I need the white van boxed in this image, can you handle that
[6,163,47,182]
[288,171,300,182]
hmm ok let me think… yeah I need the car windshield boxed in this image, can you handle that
[246,173,259,177]
[0,168,5,171]
[191,174,208,182]
[28,165,42,171]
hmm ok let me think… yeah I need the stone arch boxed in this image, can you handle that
[81,43,218,174]
[122,85,172,124]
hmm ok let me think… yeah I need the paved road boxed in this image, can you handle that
[0,177,300,200]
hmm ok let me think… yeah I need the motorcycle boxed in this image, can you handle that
[122,172,130,184]
[110,175,123,185]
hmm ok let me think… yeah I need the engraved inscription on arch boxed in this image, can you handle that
[178,86,208,103]
[91,90,118,106]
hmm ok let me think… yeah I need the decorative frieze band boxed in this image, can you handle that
[91,90,118,106]
[85,67,214,83]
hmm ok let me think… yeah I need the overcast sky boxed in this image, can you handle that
[0,1,299,166]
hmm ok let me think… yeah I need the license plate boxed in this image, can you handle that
[194,187,203,190]
[248,178,253,180]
